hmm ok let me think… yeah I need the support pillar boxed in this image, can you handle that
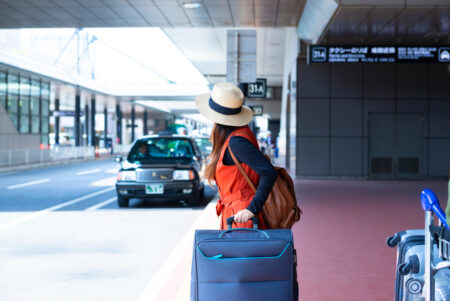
[143,110,148,136]
[84,104,89,146]
[131,105,135,142]
[116,104,122,144]
[104,108,108,149]
[74,94,81,147]
[55,98,60,145]
[90,98,96,147]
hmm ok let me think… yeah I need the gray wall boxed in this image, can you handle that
[295,60,450,178]
[0,102,40,150]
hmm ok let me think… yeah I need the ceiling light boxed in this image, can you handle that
[182,2,202,9]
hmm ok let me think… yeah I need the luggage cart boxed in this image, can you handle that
[420,189,450,301]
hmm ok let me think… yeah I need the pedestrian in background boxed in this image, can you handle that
[195,83,277,229]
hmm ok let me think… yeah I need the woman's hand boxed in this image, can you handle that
[234,209,255,223]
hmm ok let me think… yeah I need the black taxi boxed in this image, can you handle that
[115,134,205,207]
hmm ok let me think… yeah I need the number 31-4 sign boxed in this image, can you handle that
[245,78,266,98]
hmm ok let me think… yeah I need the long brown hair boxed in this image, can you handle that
[205,123,237,186]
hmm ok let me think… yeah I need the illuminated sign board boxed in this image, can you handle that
[249,105,263,116]
[240,78,267,98]
[310,46,450,63]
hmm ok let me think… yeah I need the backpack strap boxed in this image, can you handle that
[227,145,257,193]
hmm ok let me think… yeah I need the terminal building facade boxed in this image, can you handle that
[0,0,448,179]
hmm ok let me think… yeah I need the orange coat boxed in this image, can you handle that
[215,126,267,230]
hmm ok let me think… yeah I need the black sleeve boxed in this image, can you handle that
[225,136,277,214]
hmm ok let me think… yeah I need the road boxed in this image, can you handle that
[0,159,218,301]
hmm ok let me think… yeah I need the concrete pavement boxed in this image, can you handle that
[0,159,218,301]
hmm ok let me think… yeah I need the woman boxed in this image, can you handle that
[196,82,277,229]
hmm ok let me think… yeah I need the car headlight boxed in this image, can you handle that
[117,170,136,181]
[173,170,194,180]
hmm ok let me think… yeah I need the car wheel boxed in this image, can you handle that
[117,195,129,208]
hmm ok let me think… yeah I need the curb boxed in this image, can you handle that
[136,197,220,301]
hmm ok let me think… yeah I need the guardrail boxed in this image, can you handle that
[0,146,95,168]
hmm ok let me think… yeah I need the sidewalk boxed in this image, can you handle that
[139,179,448,301]
[292,179,448,301]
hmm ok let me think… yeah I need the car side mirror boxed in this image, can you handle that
[115,155,123,163]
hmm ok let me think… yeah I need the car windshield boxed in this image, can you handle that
[128,138,194,162]
[194,138,212,157]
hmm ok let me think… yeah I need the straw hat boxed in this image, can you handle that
[195,83,253,127]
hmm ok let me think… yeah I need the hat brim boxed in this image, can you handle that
[195,93,253,127]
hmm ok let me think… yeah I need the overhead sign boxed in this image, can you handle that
[249,105,263,117]
[226,30,257,83]
[310,46,450,63]
[52,111,83,117]
[241,78,267,98]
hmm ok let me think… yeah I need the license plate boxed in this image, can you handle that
[145,184,164,194]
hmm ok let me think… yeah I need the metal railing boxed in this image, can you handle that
[0,146,95,168]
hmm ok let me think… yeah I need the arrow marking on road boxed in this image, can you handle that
[7,179,50,190]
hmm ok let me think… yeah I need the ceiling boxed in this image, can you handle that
[163,27,286,85]
[322,2,450,44]
[0,0,305,28]
[0,0,448,90]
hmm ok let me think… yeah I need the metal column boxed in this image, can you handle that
[84,104,89,146]
[74,94,81,147]
[143,110,148,136]
[55,98,60,145]
[116,104,122,144]
[103,108,108,148]
[131,106,135,142]
[90,98,96,147]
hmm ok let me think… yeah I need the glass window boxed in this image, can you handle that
[20,96,30,114]
[31,115,40,134]
[31,79,40,97]
[20,76,30,96]
[128,138,194,162]
[7,95,18,113]
[20,115,29,133]
[41,117,49,134]
[0,71,6,94]
[41,99,49,116]
[9,113,18,128]
[7,73,19,94]
[41,82,50,98]
[30,97,40,115]
[41,134,49,146]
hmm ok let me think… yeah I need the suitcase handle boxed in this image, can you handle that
[218,228,270,239]
[226,216,259,230]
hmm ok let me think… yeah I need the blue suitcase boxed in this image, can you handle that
[190,217,298,301]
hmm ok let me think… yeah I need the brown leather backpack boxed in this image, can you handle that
[229,147,302,229]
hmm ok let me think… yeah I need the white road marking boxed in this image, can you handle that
[136,199,219,301]
[85,197,117,211]
[0,187,114,231]
[7,179,50,190]
[105,168,119,174]
[90,177,116,187]
[76,169,101,176]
